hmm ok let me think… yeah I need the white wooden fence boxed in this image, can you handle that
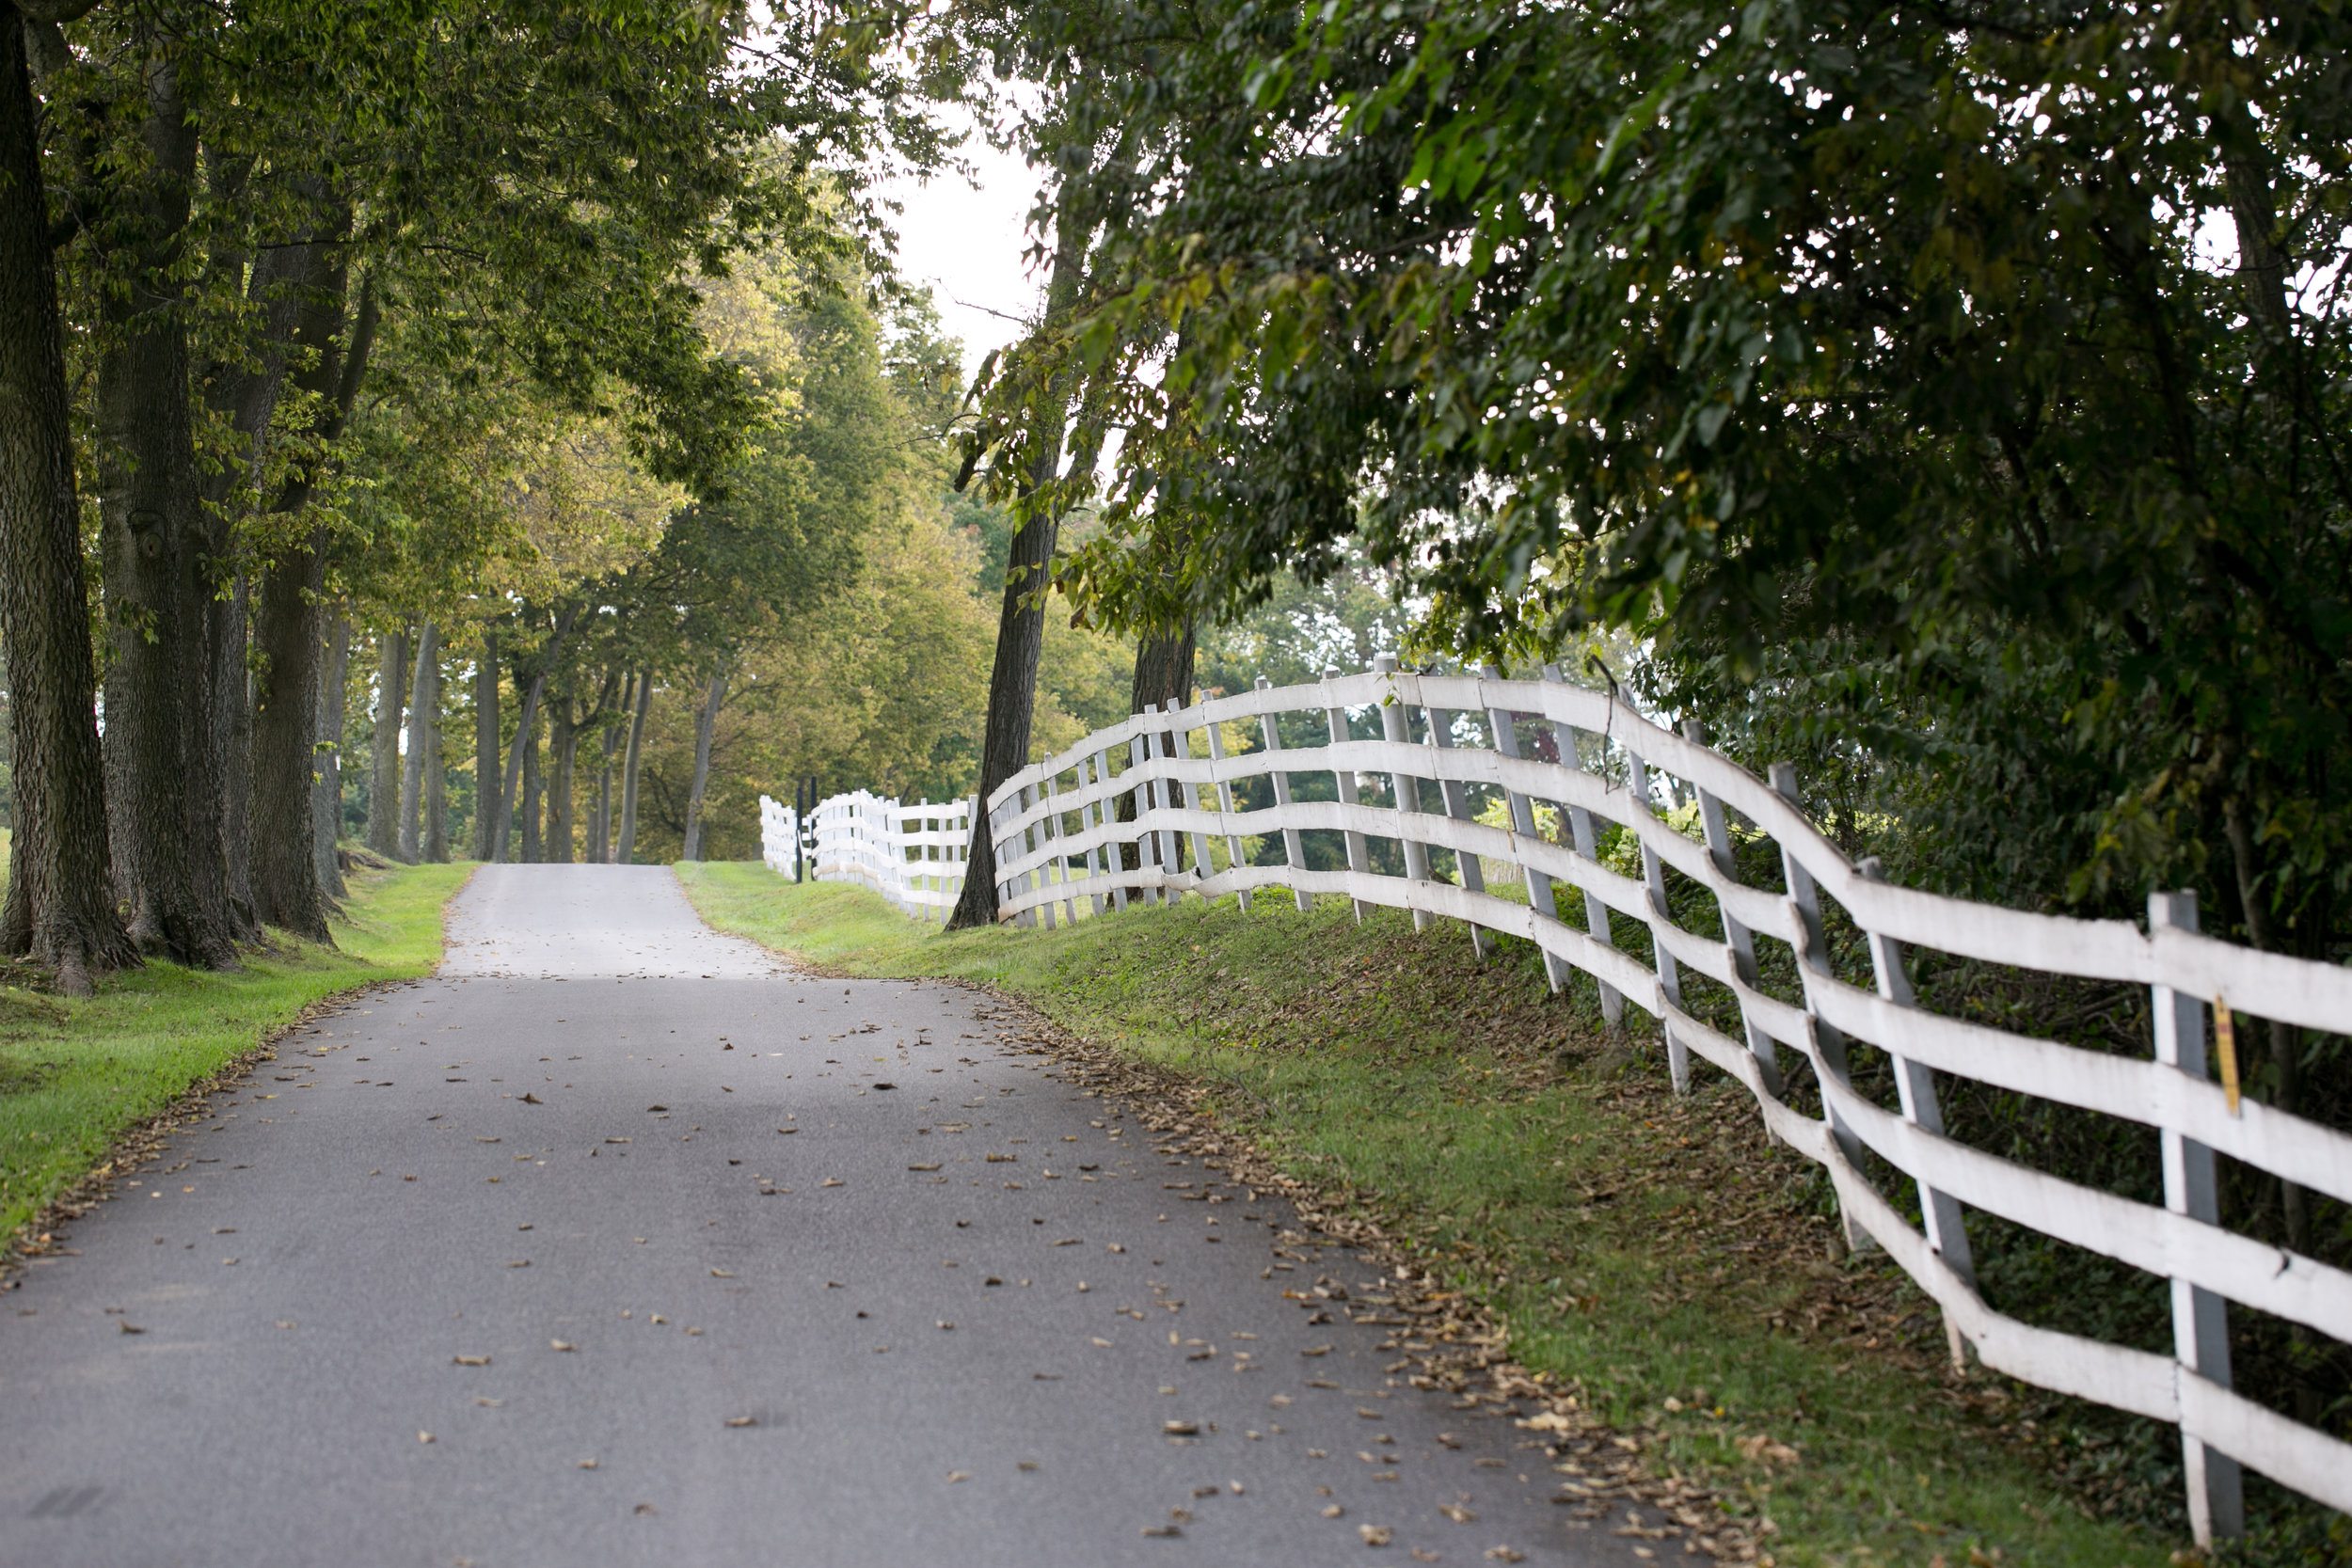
[760,789,975,921]
[958,657,2349,1543]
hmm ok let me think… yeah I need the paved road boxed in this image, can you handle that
[2,865,1631,1567]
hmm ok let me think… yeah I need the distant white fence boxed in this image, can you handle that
[759,789,974,921]
[956,656,2349,1543]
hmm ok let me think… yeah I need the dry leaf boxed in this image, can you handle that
[946,1471,970,1483]
[1141,1526,1183,1538]
[453,1354,490,1367]
[419,1432,436,1444]
[578,1459,597,1469]
[119,1322,146,1335]
[550,1339,577,1352]
[908,1164,942,1172]
[634,1503,656,1516]
[1359,1524,1393,1546]
[821,1179,845,1188]
[710,1269,735,1278]
[1439,1504,1476,1524]
[723,1417,756,1428]
[1484,1549,1525,1562]
[1163,1420,1200,1436]
[1324,1504,1345,1519]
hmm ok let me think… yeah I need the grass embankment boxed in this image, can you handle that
[1,860,472,1243]
[678,863,2178,1568]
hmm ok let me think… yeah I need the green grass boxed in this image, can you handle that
[1,859,473,1241]
[678,862,2181,1568]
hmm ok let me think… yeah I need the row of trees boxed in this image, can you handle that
[0,0,953,990]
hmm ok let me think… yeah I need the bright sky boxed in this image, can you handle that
[872,119,1045,386]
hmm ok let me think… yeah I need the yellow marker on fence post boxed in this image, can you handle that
[2213,996,2242,1116]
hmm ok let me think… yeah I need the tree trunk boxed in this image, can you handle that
[0,8,135,989]
[219,573,256,935]
[489,610,577,864]
[92,47,234,970]
[314,610,350,898]
[472,632,500,861]
[198,228,305,948]
[586,668,621,864]
[520,700,542,863]
[1118,621,1199,870]
[617,673,651,865]
[367,627,407,859]
[419,643,444,864]
[682,663,729,862]
[548,688,576,863]
[946,199,1095,930]
[399,623,438,863]
[248,242,373,943]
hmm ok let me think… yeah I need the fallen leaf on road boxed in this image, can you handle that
[1052,1238,1080,1246]
[1302,1345,1333,1356]
[578,1459,596,1468]
[1359,1524,1392,1546]
[521,1094,543,1104]
[1163,1421,1200,1435]
[709,1269,735,1278]
[453,1355,490,1367]
[647,1105,669,1113]
[550,1339,576,1352]
[1106,1243,1125,1253]
[1142,1526,1182,1538]
[419,1432,435,1444]
[1484,1550,1524,1562]
[1439,1504,1476,1523]
[634,1504,656,1516]
[947,1472,969,1483]
[723,1417,756,1428]
[1324,1505,1345,1518]
[820,1179,845,1188]
[119,1323,146,1335]
[507,1260,531,1269]
[1092,1338,1113,1347]
[605,1138,629,1145]
[908,1164,942,1172]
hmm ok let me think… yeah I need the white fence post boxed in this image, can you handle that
[1256,677,1311,913]
[1374,655,1437,932]
[2151,889,2245,1542]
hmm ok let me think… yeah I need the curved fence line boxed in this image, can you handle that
[761,789,975,921]
[947,657,2347,1543]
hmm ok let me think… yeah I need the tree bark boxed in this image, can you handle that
[92,47,235,970]
[946,198,1095,929]
[248,245,373,942]
[314,610,350,898]
[520,696,542,864]
[419,643,444,864]
[218,573,256,934]
[490,608,576,864]
[0,8,135,989]
[682,663,729,861]
[548,687,576,863]
[399,623,438,863]
[1117,621,1199,870]
[586,668,622,864]
[617,673,651,865]
[367,627,408,859]
[472,632,500,861]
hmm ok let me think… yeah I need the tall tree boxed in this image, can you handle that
[0,0,134,990]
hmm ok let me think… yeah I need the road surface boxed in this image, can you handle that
[2,864,1636,1567]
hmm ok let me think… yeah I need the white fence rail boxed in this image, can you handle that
[761,789,975,921]
[961,657,2352,1543]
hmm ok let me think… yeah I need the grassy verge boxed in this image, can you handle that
[678,863,2182,1568]
[1,860,473,1243]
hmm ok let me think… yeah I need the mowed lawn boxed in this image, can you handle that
[1,860,473,1243]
